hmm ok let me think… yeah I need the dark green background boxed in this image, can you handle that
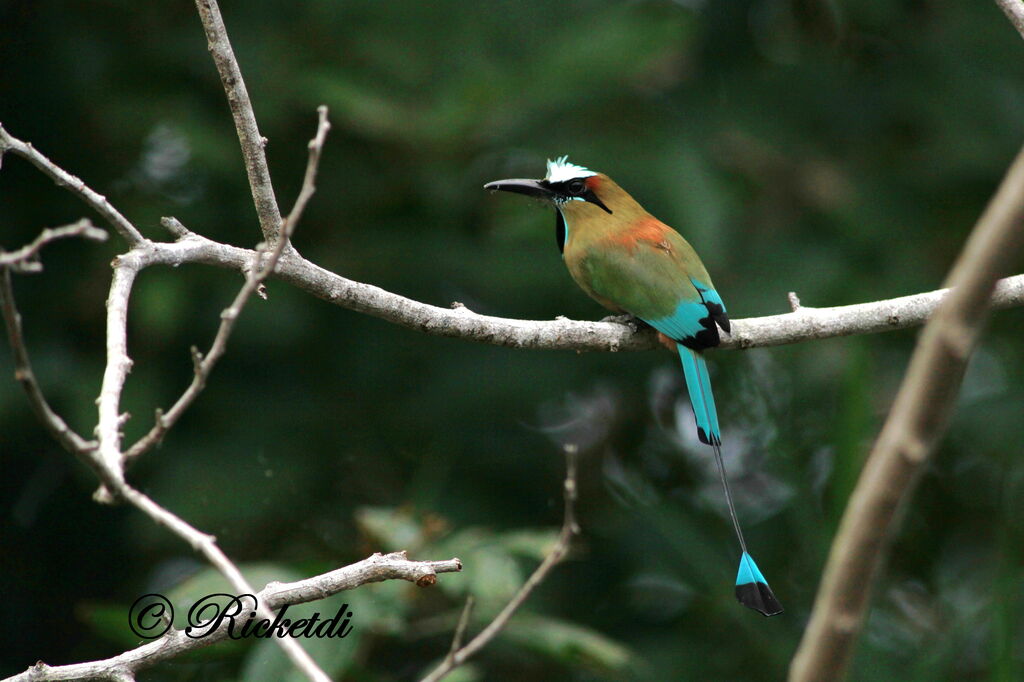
[2,1,1024,680]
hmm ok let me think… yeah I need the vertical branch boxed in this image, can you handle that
[94,258,139,488]
[193,0,283,241]
[789,143,1024,681]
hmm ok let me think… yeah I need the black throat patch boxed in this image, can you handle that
[555,210,566,253]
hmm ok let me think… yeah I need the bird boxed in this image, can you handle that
[484,156,783,617]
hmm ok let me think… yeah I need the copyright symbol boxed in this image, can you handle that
[129,594,173,639]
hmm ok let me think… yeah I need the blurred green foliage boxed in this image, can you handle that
[2,1,1024,680]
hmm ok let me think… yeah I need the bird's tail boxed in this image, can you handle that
[678,345,783,617]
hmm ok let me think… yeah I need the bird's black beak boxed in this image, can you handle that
[483,178,556,201]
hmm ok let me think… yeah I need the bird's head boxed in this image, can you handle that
[485,156,646,252]
[484,156,614,215]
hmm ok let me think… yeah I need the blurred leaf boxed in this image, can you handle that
[502,613,633,673]
[495,529,559,560]
[355,506,438,553]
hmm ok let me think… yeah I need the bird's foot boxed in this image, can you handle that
[600,313,650,332]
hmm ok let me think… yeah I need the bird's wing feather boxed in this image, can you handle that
[575,227,729,348]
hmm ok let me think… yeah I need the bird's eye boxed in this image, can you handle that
[566,179,586,195]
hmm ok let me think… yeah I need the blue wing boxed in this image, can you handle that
[642,278,729,351]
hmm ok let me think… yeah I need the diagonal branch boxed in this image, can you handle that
[0,267,97,461]
[123,108,331,465]
[193,0,283,242]
[0,125,147,246]
[419,445,580,682]
[7,551,462,682]
[997,0,1024,37]
[790,10,1024,679]
[788,141,1024,681]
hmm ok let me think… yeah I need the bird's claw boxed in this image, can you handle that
[600,313,648,332]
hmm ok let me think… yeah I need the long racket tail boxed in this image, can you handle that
[679,345,783,617]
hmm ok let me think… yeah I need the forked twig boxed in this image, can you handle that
[123,107,331,465]
[420,445,580,682]
[0,218,107,270]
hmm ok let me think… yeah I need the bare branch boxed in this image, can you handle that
[0,125,146,245]
[87,245,330,680]
[90,245,330,679]
[997,0,1024,38]
[420,445,580,682]
[448,597,476,656]
[113,480,332,682]
[4,120,1024,359]
[789,141,1024,680]
[284,106,331,234]
[266,551,463,603]
[0,219,107,271]
[30,217,1021,358]
[93,262,137,490]
[84,109,334,680]
[6,551,462,682]
[158,234,1024,352]
[193,0,283,242]
[0,269,98,460]
[124,109,331,464]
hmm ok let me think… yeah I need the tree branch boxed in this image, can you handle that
[0,125,147,246]
[789,141,1024,680]
[997,0,1024,37]
[123,108,331,465]
[193,0,283,242]
[420,445,580,682]
[6,552,462,682]
[94,228,1024,353]
[0,234,100,461]
[83,109,334,680]
[0,218,107,271]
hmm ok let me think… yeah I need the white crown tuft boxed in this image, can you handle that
[545,155,597,183]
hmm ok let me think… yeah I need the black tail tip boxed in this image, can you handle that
[735,582,784,617]
[696,427,721,446]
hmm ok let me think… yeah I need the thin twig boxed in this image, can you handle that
[448,597,476,655]
[6,551,462,682]
[283,106,331,236]
[419,445,580,682]
[123,108,331,464]
[0,125,146,245]
[0,218,107,270]
[0,269,99,461]
[193,0,283,242]
[789,141,1024,681]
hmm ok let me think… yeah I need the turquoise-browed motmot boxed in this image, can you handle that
[485,157,782,617]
